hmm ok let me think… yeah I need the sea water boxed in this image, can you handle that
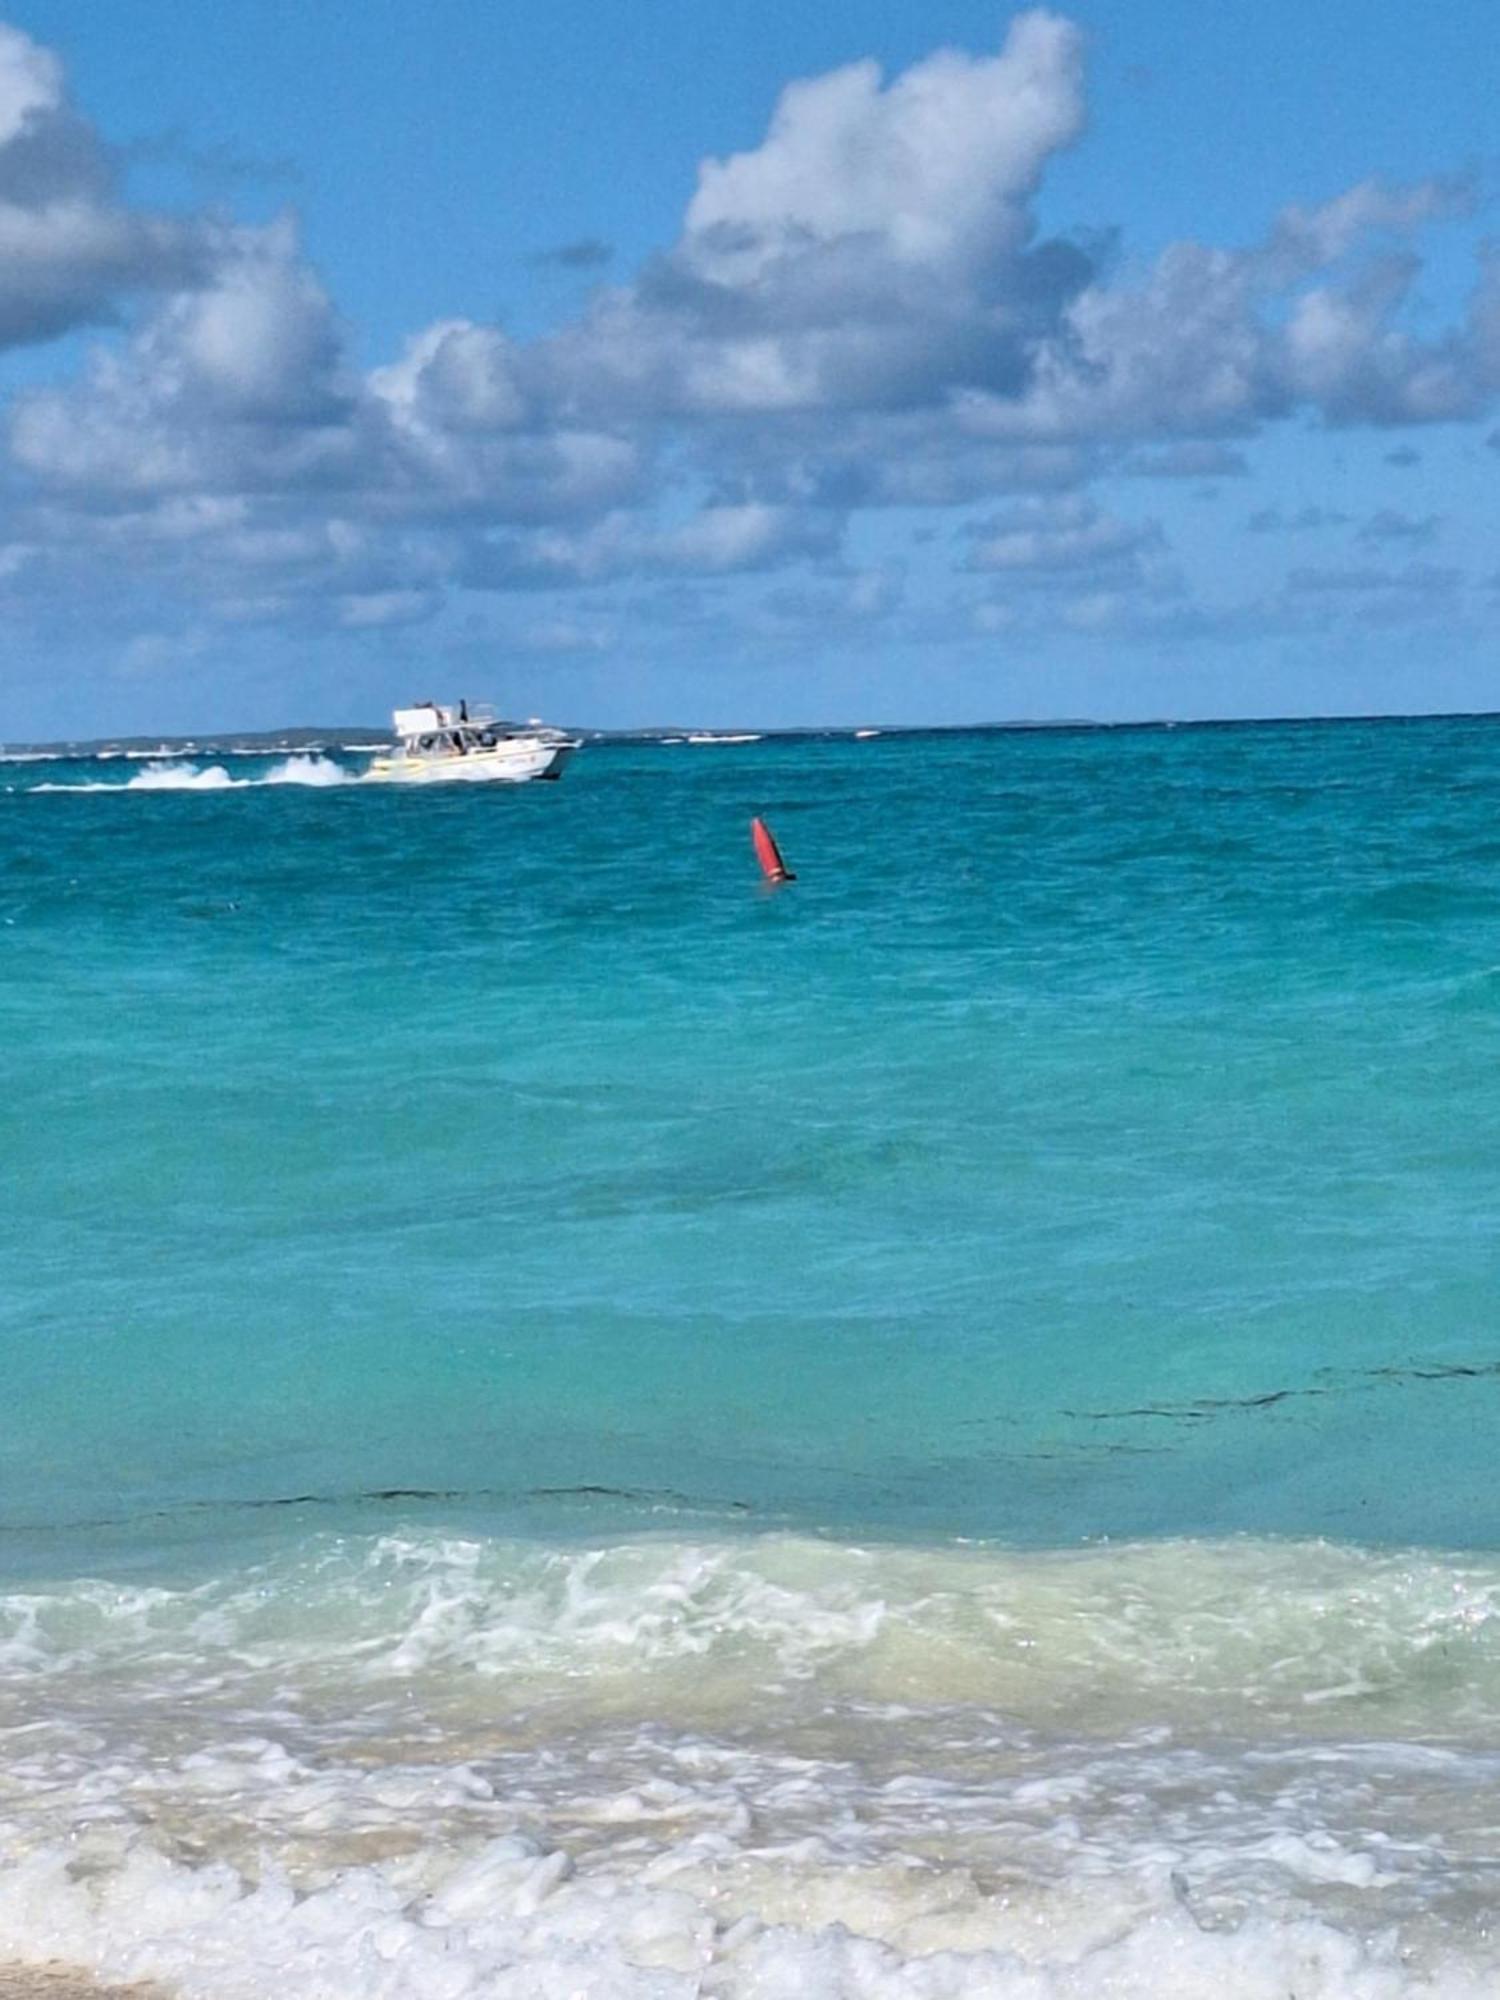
[4,717,1500,1995]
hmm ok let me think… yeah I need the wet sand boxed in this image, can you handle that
[0,1973,162,1999]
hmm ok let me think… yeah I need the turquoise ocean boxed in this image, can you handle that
[5,717,1500,1995]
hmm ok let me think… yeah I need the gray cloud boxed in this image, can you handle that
[530,238,613,271]
[119,131,302,192]
[963,496,1163,579]
[0,22,212,349]
[1248,505,1350,533]
[463,504,842,590]
[10,220,360,490]
[1125,442,1249,478]
[1357,507,1440,545]
[760,563,905,629]
[954,180,1498,448]
[1288,562,1460,596]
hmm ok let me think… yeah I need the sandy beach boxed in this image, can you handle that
[0,1975,160,2000]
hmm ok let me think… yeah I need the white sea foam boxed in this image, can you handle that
[263,754,354,786]
[1,1533,1499,1993]
[1,1835,1494,2000]
[30,754,356,793]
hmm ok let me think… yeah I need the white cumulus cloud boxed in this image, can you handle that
[683,10,1084,283]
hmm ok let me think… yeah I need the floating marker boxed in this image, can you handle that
[751,816,796,884]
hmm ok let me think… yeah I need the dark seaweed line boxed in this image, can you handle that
[1066,1357,1500,1425]
[0,1482,755,1537]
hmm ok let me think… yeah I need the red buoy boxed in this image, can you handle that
[751,816,796,884]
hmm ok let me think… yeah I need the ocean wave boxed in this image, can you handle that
[6,1531,1500,1728]
[2,1533,1500,1993]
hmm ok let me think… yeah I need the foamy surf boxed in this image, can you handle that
[1,1532,1499,1996]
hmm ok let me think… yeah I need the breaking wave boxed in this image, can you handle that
[2,1531,1500,1995]
[8,1530,1500,1728]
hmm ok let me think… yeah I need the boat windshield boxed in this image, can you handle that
[404,724,506,755]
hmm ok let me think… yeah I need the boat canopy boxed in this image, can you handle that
[393,704,446,737]
[393,701,496,738]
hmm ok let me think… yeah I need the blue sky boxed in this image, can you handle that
[0,1,1495,737]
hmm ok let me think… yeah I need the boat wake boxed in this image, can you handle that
[30,755,357,793]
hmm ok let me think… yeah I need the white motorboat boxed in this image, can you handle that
[365,702,578,785]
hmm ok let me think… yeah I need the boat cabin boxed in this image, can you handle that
[392,702,507,757]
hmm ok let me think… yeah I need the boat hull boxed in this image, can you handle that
[366,739,576,785]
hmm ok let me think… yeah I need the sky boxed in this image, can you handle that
[0,1,1495,738]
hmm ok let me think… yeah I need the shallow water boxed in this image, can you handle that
[5,719,1500,1994]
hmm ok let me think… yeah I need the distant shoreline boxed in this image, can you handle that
[7,706,1500,761]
